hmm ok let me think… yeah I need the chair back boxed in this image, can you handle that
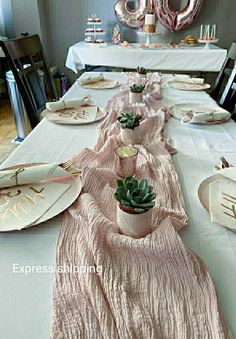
[0,34,58,129]
[211,42,236,103]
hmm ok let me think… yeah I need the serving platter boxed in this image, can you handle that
[42,105,107,125]
[168,81,211,91]
[0,163,82,232]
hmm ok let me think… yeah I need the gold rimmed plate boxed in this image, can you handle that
[80,79,120,89]
[42,105,107,125]
[0,163,82,232]
[169,103,231,124]
[168,81,211,91]
[198,174,236,233]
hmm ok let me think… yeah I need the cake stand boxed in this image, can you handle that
[137,31,159,45]
[198,39,219,49]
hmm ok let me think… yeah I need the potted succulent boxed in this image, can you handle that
[118,112,142,145]
[114,176,156,238]
[129,84,145,104]
[137,67,147,78]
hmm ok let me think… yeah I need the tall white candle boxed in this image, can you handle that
[200,25,203,39]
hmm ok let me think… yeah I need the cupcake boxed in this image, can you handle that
[94,17,101,23]
[85,37,92,43]
[86,28,94,33]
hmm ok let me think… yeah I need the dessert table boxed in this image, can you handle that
[66,41,227,73]
[1,72,236,338]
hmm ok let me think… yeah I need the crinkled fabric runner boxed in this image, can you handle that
[51,74,231,338]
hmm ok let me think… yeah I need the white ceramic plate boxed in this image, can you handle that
[80,79,119,89]
[168,81,211,91]
[0,163,82,232]
[42,105,107,125]
[169,103,231,124]
[198,174,236,233]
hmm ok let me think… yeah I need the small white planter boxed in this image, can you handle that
[117,204,152,238]
[121,126,141,145]
[129,91,143,104]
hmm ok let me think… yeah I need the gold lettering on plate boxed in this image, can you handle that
[0,186,45,221]
[26,187,45,205]
[8,200,27,221]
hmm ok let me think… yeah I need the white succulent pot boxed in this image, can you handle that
[117,204,152,238]
[120,126,141,145]
[129,91,143,104]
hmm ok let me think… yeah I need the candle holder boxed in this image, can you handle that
[198,24,218,49]
[115,146,138,178]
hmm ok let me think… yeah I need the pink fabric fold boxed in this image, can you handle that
[51,74,231,339]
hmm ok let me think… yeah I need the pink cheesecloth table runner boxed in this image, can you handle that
[51,74,231,338]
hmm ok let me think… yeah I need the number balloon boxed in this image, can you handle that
[114,0,152,28]
[154,0,204,31]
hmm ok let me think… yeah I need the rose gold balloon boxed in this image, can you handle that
[114,0,152,28]
[154,0,204,31]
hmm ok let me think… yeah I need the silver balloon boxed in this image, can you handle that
[114,0,152,28]
[154,0,204,31]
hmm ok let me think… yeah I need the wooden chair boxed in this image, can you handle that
[211,42,236,112]
[0,34,58,129]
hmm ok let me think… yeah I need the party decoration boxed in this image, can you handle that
[112,24,121,44]
[114,0,152,28]
[154,0,204,32]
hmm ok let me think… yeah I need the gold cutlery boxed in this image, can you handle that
[61,159,81,175]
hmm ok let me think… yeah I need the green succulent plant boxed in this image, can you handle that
[130,84,145,93]
[114,176,156,213]
[137,67,147,75]
[118,112,141,130]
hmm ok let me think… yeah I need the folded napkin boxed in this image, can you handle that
[78,73,104,86]
[209,168,236,230]
[174,76,204,85]
[46,96,92,112]
[0,163,70,189]
[181,110,231,124]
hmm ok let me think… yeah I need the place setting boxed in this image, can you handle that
[42,95,107,125]
[198,157,236,233]
[168,74,211,91]
[78,73,120,89]
[0,159,82,232]
[169,102,231,124]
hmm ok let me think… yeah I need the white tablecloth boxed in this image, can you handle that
[66,42,227,73]
[1,73,236,339]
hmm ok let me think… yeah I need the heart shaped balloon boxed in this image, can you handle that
[154,0,204,31]
[114,0,153,28]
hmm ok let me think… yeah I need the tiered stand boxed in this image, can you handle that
[85,20,106,46]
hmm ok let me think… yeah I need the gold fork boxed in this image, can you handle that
[60,158,81,174]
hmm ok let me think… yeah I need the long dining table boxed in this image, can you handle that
[0,72,236,339]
